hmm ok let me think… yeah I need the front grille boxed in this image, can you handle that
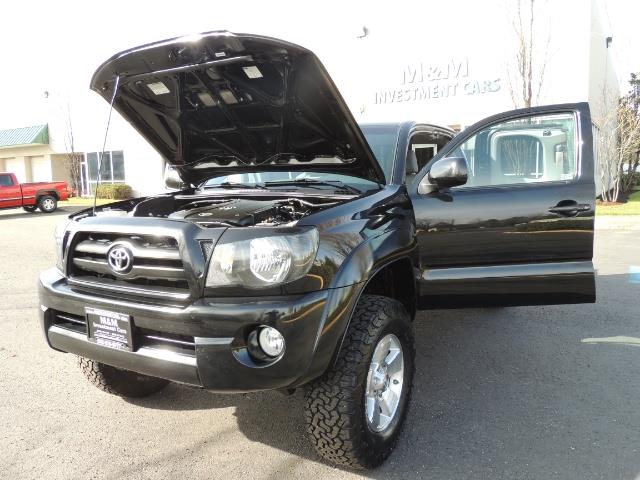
[51,310,195,353]
[68,233,189,295]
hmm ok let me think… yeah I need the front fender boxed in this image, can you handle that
[291,227,418,387]
[330,226,418,288]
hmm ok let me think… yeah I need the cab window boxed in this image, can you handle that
[407,130,454,185]
[0,174,14,187]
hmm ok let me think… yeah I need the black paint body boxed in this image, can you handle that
[38,31,595,393]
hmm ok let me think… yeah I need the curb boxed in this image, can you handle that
[595,216,640,230]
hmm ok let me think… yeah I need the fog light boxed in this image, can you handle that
[258,327,285,358]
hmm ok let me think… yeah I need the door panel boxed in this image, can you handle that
[0,174,23,208]
[410,103,595,309]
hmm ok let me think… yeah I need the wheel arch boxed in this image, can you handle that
[330,256,417,370]
[291,255,418,389]
[36,190,60,202]
[293,224,419,388]
[358,257,416,320]
[331,256,416,361]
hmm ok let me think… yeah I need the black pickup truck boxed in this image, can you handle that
[38,32,595,469]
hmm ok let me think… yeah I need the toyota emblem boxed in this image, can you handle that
[107,245,133,274]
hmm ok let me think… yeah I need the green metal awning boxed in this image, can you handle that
[0,124,49,148]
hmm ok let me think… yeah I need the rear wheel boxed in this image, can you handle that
[304,295,415,469]
[22,205,37,212]
[38,195,57,213]
[77,357,169,398]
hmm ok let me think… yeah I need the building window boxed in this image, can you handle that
[81,150,125,196]
[86,150,125,182]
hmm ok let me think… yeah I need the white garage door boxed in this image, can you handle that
[31,156,51,182]
[4,158,26,183]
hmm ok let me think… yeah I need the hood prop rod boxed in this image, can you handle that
[93,75,120,216]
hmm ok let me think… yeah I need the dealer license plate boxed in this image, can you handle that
[86,307,133,351]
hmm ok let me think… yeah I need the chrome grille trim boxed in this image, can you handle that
[72,257,186,280]
[67,277,191,301]
[69,232,189,297]
[75,239,181,260]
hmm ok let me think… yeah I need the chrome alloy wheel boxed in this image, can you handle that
[42,198,55,211]
[365,333,404,432]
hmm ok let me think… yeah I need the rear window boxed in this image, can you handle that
[360,125,400,180]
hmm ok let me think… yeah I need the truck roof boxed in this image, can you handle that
[359,121,456,135]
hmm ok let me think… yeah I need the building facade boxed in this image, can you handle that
[0,125,69,184]
[0,0,617,197]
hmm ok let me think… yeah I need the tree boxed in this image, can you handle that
[506,0,550,108]
[597,74,640,202]
[61,102,83,197]
[45,90,82,196]
[619,73,640,195]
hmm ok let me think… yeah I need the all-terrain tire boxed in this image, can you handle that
[78,356,169,398]
[38,195,58,213]
[304,295,415,469]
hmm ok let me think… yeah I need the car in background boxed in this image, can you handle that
[0,172,69,213]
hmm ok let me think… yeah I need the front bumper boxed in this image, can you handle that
[38,268,361,392]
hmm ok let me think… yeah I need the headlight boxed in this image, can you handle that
[54,220,70,271]
[206,228,319,288]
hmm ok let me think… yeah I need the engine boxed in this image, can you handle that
[87,194,341,226]
[167,198,323,226]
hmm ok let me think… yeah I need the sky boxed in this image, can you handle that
[0,0,638,130]
[600,0,640,87]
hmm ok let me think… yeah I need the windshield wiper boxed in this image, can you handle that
[263,179,361,194]
[203,182,267,190]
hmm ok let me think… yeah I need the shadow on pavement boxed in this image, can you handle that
[127,273,640,478]
[0,207,84,221]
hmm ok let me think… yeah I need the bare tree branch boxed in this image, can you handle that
[595,77,640,202]
[507,0,550,108]
[60,101,82,196]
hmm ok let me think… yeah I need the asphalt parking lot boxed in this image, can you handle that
[1,207,639,480]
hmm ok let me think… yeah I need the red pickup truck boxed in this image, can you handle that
[0,172,69,213]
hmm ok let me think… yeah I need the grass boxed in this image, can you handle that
[596,190,640,215]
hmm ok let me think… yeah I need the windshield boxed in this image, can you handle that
[360,124,401,181]
[202,171,381,192]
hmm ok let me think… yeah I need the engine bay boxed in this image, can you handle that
[90,194,342,227]
[166,197,339,227]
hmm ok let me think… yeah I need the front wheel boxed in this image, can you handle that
[78,357,169,398]
[304,295,415,469]
[38,195,57,213]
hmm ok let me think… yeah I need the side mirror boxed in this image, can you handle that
[164,163,184,190]
[418,156,468,193]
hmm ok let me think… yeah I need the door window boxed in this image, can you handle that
[449,112,577,188]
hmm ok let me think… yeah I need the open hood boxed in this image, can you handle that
[90,31,385,186]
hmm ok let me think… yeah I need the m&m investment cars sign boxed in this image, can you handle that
[374,58,501,104]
